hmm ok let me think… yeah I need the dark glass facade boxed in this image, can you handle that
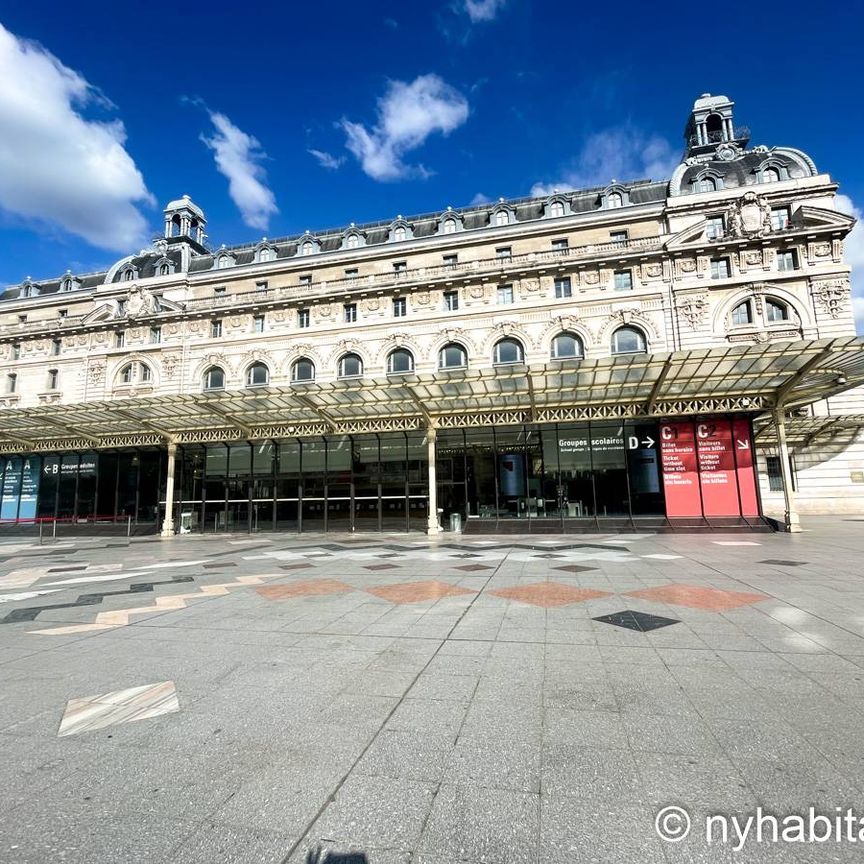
[0,418,760,533]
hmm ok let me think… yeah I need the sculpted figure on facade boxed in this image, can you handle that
[727,192,773,239]
[125,284,157,318]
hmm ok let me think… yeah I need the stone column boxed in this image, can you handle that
[426,427,441,534]
[161,442,177,537]
[773,410,801,533]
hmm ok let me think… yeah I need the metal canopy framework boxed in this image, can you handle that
[2,337,864,453]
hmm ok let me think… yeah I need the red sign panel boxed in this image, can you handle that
[660,422,700,517]
[732,418,759,516]
[696,420,739,516]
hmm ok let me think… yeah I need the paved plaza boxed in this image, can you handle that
[1,520,864,862]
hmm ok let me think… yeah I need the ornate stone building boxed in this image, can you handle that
[0,94,861,535]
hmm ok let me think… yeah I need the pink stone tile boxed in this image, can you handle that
[489,583,611,608]
[365,580,476,604]
[256,579,353,600]
[625,584,767,612]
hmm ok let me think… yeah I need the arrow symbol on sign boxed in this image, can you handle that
[737,439,749,449]
[642,436,655,448]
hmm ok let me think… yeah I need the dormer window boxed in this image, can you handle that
[607,192,622,208]
[301,241,314,255]
[443,218,457,234]
[61,278,73,292]
[394,226,406,241]
[346,233,360,249]
[494,210,510,226]
[763,167,780,183]
[258,246,275,262]
[159,263,169,276]
[124,269,134,281]
[550,201,565,218]
[217,255,232,269]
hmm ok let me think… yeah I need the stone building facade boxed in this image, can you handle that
[0,93,860,534]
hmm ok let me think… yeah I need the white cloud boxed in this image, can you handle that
[201,111,278,230]
[835,194,864,333]
[470,192,492,205]
[0,23,153,252]
[530,126,680,197]
[341,74,469,182]
[464,0,507,22]
[308,149,345,171]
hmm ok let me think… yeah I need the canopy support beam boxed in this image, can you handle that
[773,409,801,533]
[646,356,674,414]
[293,393,337,432]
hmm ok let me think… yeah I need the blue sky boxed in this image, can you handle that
[1,0,862,318]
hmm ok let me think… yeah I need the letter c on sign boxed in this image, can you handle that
[661,425,674,441]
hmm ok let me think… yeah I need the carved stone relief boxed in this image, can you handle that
[677,295,708,329]
[727,191,772,239]
[811,278,851,319]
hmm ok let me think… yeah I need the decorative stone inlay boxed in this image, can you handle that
[162,352,181,380]
[58,681,179,737]
[88,363,106,385]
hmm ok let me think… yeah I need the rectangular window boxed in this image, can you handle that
[115,331,125,348]
[48,369,58,389]
[765,455,795,492]
[771,206,791,231]
[256,280,268,292]
[444,290,459,311]
[17,314,27,324]
[777,250,798,272]
[443,254,458,267]
[11,343,20,360]
[51,338,62,356]
[214,286,226,296]
[554,276,572,298]
[344,268,358,278]
[706,215,725,240]
[496,246,512,259]
[393,261,407,273]
[299,274,312,286]
[610,230,628,243]
[6,373,16,394]
[253,314,265,333]
[551,238,569,251]
[393,297,407,317]
[58,309,68,318]
[710,257,731,279]
[344,303,357,323]
[298,309,310,328]
[210,319,222,338]
[497,284,514,305]
[614,269,633,291]
[149,326,162,344]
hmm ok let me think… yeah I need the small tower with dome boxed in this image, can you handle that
[163,195,207,251]
[684,93,750,158]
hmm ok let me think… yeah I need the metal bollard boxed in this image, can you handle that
[52,519,57,541]
[39,520,43,545]
[127,515,132,538]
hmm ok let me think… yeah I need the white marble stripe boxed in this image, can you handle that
[139,560,206,570]
[45,572,149,587]
[58,681,179,736]
[0,589,61,603]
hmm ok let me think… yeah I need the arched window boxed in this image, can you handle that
[439,342,467,369]
[607,192,622,209]
[159,263,169,276]
[301,240,313,255]
[124,269,134,281]
[731,301,753,326]
[763,166,781,183]
[495,210,509,226]
[550,200,565,217]
[551,332,584,360]
[766,299,789,323]
[493,338,524,365]
[204,366,225,391]
[338,353,363,378]
[291,358,315,382]
[217,255,230,269]
[387,348,414,374]
[246,362,269,387]
[443,218,456,234]
[140,364,152,383]
[61,278,73,291]
[611,326,646,355]
[705,113,724,141]
[394,226,406,241]
[346,233,359,249]
[258,247,273,262]
[120,363,134,384]
[697,175,717,193]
